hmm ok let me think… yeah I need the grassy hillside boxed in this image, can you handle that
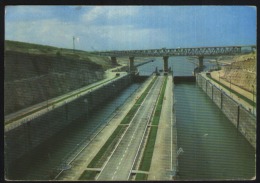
[4,40,116,115]
[5,40,115,70]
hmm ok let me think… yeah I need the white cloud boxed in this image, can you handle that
[5,6,195,50]
[83,24,168,50]
[5,15,174,51]
[81,6,140,23]
[82,6,104,22]
[5,6,256,51]
[106,6,139,19]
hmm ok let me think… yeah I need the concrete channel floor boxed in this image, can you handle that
[97,76,164,180]
[148,75,177,180]
[56,76,156,180]
[57,75,178,181]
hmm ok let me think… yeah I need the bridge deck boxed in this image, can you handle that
[95,46,245,57]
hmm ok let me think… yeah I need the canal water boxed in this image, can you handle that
[169,57,255,180]
[174,83,255,180]
[139,57,255,180]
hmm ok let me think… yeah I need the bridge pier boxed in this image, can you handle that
[198,56,204,69]
[129,57,135,72]
[111,56,118,65]
[163,56,169,72]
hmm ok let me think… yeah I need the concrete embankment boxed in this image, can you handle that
[5,74,133,176]
[196,73,256,149]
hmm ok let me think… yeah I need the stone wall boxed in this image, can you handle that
[4,51,106,115]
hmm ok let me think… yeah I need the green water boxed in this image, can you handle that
[174,83,255,180]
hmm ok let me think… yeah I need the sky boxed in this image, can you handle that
[5,6,256,51]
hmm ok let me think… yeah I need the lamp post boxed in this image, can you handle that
[252,85,255,115]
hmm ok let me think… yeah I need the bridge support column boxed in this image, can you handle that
[163,56,169,72]
[111,56,117,65]
[129,57,135,72]
[198,56,204,69]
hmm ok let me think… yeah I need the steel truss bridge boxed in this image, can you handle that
[94,45,256,72]
[94,46,254,57]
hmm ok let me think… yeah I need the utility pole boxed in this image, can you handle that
[73,36,75,53]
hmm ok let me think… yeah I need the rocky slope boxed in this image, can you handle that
[4,41,115,115]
